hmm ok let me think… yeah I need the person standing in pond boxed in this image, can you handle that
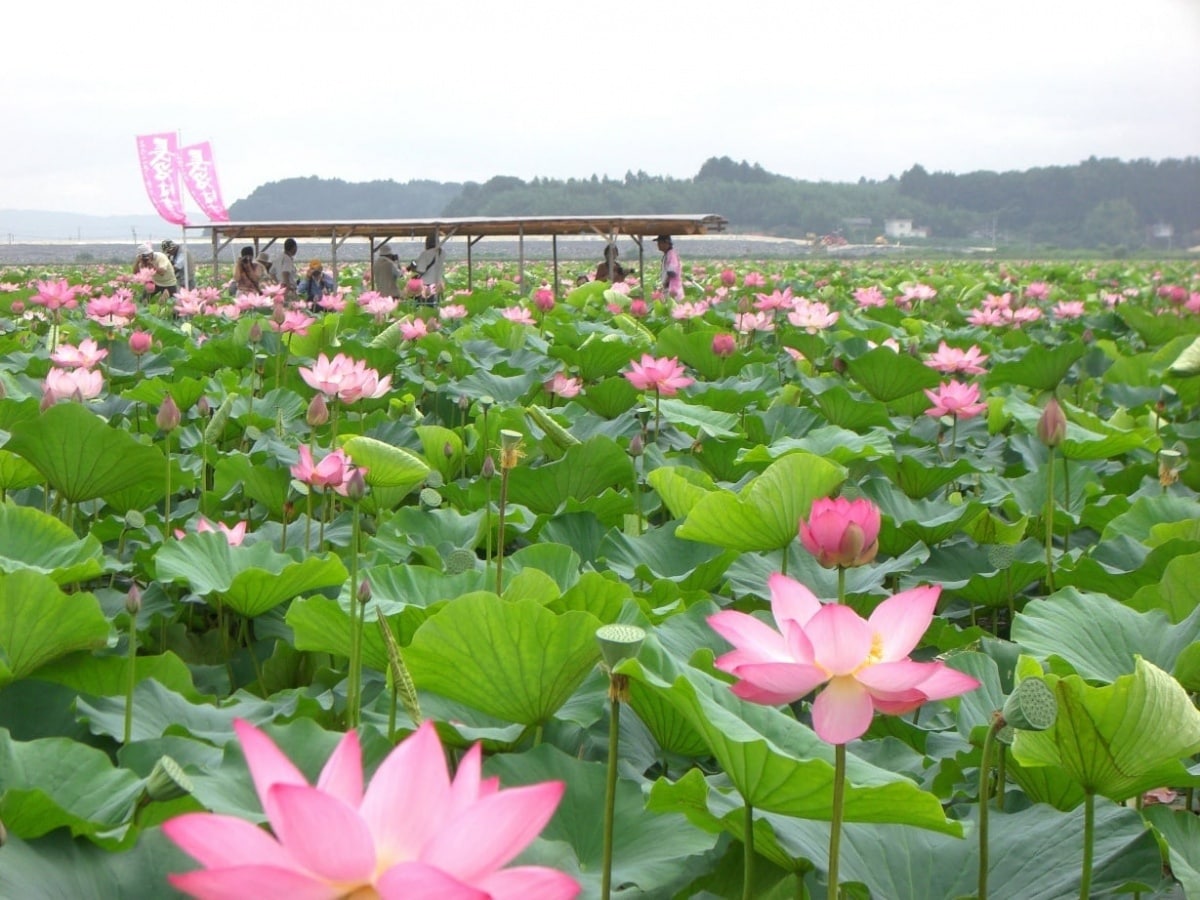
[372,246,402,298]
[409,233,444,306]
[134,241,179,299]
[655,235,683,300]
[233,246,263,295]
[594,243,626,283]
[161,239,195,289]
[297,259,336,308]
[257,249,275,284]
[277,238,299,300]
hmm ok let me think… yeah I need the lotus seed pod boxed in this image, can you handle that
[1002,677,1057,732]
[144,756,194,802]
[596,623,646,671]
[425,470,446,489]
[419,487,442,508]
[444,548,478,576]
[987,543,1016,570]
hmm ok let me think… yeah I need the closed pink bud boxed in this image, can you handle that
[1038,397,1067,448]
[712,333,736,358]
[129,331,153,355]
[157,393,181,432]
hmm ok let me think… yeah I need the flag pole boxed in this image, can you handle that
[177,130,191,290]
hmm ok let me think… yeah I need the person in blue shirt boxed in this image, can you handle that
[297,259,335,308]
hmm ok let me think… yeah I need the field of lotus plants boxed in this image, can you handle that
[0,253,1197,899]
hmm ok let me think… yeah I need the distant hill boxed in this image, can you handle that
[0,210,173,244]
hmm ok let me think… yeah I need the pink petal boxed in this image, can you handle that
[267,784,376,884]
[162,813,295,869]
[233,719,308,818]
[731,679,814,706]
[475,866,582,900]
[855,659,940,693]
[811,677,875,744]
[360,721,453,867]
[445,743,485,818]
[169,865,341,900]
[315,730,364,808]
[421,781,565,883]
[767,573,823,629]
[723,661,829,704]
[376,861,489,900]
[804,604,872,675]
[916,663,981,701]
[708,611,790,662]
[867,586,939,660]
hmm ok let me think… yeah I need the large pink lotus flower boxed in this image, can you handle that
[533,286,555,313]
[360,292,399,323]
[399,317,430,341]
[272,310,316,336]
[299,353,392,405]
[176,517,248,546]
[1024,281,1050,300]
[711,333,737,358]
[924,381,986,420]
[86,294,137,328]
[753,288,795,312]
[501,306,536,325]
[853,286,888,309]
[51,338,108,370]
[1052,300,1085,319]
[734,311,775,334]
[164,719,579,900]
[624,355,694,396]
[799,497,881,569]
[43,366,103,403]
[787,299,839,333]
[708,574,980,744]
[545,371,582,399]
[924,341,988,375]
[291,445,352,492]
[438,304,468,321]
[743,271,766,287]
[30,278,80,311]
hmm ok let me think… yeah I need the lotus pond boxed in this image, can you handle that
[0,256,1197,899]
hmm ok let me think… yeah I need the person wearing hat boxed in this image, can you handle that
[161,239,195,290]
[256,249,275,284]
[408,233,445,307]
[134,241,179,299]
[297,258,336,309]
[654,235,684,301]
[233,246,263,296]
[372,245,402,299]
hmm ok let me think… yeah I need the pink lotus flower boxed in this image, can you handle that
[317,293,347,312]
[924,341,988,375]
[164,719,578,900]
[51,338,108,369]
[299,353,392,405]
[43,367,103,402]
[787,299,839,333]
[753,288,795,312]
[670,300,710,320]
[438,304,468,321]
[1024,281,1050,300]
[799,497,881,569]
[272,310,316,336]
[545,371,582,399]
[966,307,1006,327]
[924,381,987,420]
[624,355,693,396]
[734,311,775,334]
[129,331,153,355]
[360,293,399,323]
[708,574,980,743]
[719,268,737,287]
[533,286,555,312]
[501,306,536,325]
[898,283,937,306]
[743,271,766,287]
[406,277,426,296]
[853,286,888,309]
[291,445,352,492]
[711,333,737,357]
[399,317,430,341]
[176,516,248,546]
[1052,300,1085,319]
[86,294,137,327]
[30,278,80,311]
[628,299,648,317]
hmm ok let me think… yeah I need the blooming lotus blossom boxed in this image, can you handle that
[743,271,766,287]
[174,291,208,317]
[628,299,648,317]
[86,294,137,327]
[501,306,536,325]
[982,292,1013,311]
[753,288,795,312]
[51,338,108,369]
[670,300,710,320]
[719,268,737,287]
[43,367,103,403]
[898,283,937,306]
[853,286,888,308]
[1009,306,1043,325]
[317,292,347,312]
[734,311,775,334]
[1052,300,1085,319]
[1024,281,1050,300]
[299,353,391,405]
[799,497,881,569]
[360,292,399,323]
[164,719,579,900]
[272,310,316,336]
[438,304,468,321]
[787,299,839,333]
[175,517,248,546]
[545,372,582,399]
[924,381,987,420]
[30,278,80,311]
[966,307,1007,327]
[399,317,430,340]
[624,354,694,396]
[291,445,356,493]
[924,341,988,375]
[708,574,980,744]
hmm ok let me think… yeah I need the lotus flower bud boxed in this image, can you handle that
[1037,397,1066,448]
[481,454,496,479]
[196,395,211,417]
[357,579,372,606]
[248,320,263,344]
[533,286,555,312]
[125,583,142,615]
[129,330,153,356]
[628,433,644,458]
[344,466,367,501]
[157,393,181,432]
[307,393,330,427]
[711,333,736,358]
[719,268,736,287]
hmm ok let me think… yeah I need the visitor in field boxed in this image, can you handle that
[594,243,627,283]
[161,239,195,289]
[372,246,402,298]
[256,249,275,283]
[409,233,445,306]
[134,241,179,298]
[298,258,336,308]
[655,234,684,300]
[277,238,299,300]
[233,246,263,295]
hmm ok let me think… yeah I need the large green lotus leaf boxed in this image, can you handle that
[0,502,104,584]
[0,828,186,900]
[180,334,254,374]
[741,426,893,467]
[363,564,488,612]
[650,771,1159,899]
[505,436,634,515]
[0,727,145,845]
[212,453,291,519]
[654,398,740,438]
[285,595,390,671]
[551,571,633,624]
[75,679,279,744]
[813,385,893,431]
[1119,303,1200,346]
[341,435,430,494]
[676,452,845,553]
[925,539,1046,609]
[574,376,640,419]
[986,341,1086,391]
[1059,536,1195,604]
[1101,494,1200,544]
[404,592,602,726]
[646,465,717,520]
[0,570,109,687]
[31,650,205,702]
[865,482,986,547]
[843,346,941,402]
[508,542,582,593]
[154,532,348,617]
[5,402,165,503]
[1004,753,1088,811]
[1128,551,1200,622]
[376,506,485,553]
[1013,588,1200,682]
[1175,642,1200,693]
[0,449,42,492]
[486,742,716,898]
[1013,658,1200,801]
[414,424,463,481]
[622,651,961,834]
[598,521,738,592]
[875,454,978,500]
[454,368,541,404]
[1143,805,1200,899]
[121,375,207,412]
[567,333,644,381]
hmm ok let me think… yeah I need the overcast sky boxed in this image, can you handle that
[4,0,1197,217]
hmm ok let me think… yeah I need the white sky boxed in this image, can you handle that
[4,0,1197,216]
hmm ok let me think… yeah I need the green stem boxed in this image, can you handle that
[653,388,661,442]
[1061,451,1071,550]
[346,505,363,728]
[1045,447,1056,592]
[837,567,846,604]
[163,432,172,540]
[1079,791,1095,900]
[996,745,1007,812]
[601,695,620,900]
[743,799,755,900]
[496,468,510,595]
[123,614,137,744]
[828,743,846,900]
[978,716,1003,900]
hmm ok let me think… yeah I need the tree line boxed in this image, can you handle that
[229,156,1200,250]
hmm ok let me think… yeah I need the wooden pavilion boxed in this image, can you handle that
[183,213,728,296]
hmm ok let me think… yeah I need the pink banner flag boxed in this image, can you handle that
[135,133,188,225]
[179,141,230,222]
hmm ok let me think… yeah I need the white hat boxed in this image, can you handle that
[138,241,155,255]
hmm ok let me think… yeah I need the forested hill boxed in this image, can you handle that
[229,156,1200,249]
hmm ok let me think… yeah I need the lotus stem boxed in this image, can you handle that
[601,693,621,900]
[123,610,137,744]
[495,468,510,595]
[1061,450,1071,549]
[346,504,363,729]
[743,799,755,900]
[163,431,172,540]
[1079,791,1095,900]
[977,713,1004,900]
[837,566,846,605]
[1045,446,1056,592]
[828,743,846,899]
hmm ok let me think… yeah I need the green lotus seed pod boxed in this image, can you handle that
[444,548,478,576]
[987,543,1016,570]
[596,623,646,671]
[144,756,194,802]
[425,470,446,489]
[1002,677,1057,732]
[419,487,442,508]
